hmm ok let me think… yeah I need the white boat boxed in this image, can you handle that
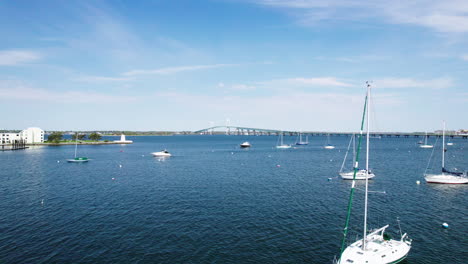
[424,122,468,184]
[151,149,171,157]
[67,133,90,163]
[324,134,335,149]
[295,132,309,145]
[336,82,411,264]
[340,170,375,180]
[276,133,291,149]
[446,142,454,146]
[419,132,433,148]
[339,134,374,180]
[240,141,251,148]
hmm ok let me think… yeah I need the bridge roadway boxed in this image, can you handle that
[193,126,468,138]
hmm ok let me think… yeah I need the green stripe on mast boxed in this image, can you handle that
[339,86,368,256]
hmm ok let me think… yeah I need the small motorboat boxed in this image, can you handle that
[151,150,171,157]
[240,142,251,148]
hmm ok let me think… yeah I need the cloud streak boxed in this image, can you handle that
[123,64,239,76]
[0,81,137,103]
[374,77,453,89]
[0,50,42,66]
[260,77,354,88]
[256,0,468,33]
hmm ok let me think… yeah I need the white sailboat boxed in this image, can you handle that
[336,82,411,264]
[276,133,291,149]
[67,133,89,163]
[295,132,309,145]
[324,134,335,149]
[339,134,375,180]
[424,122,468,184]
[419,132,433,148]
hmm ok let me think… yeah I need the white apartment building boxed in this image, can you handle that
[0,127,45,144]
[0,132,21,144]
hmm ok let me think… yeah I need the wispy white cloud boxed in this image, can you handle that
[374,77,453,89]
[123,64,239,76]
[75,75,133,82]
[461,54,468,61]
[0,81,137,103]
[0,50,42,66]
[256,0,468,33]
[261,77,354,87]
[230,84,257,90]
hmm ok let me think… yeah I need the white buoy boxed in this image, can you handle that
[112,178,115,180]
[119,164,122,168]
[57,160,60,163]
[442,222,449,228]
[416,180,421,185]
[41,199,44,206]
[328,178,332,181]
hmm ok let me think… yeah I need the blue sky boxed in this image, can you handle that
[1,0,467,132]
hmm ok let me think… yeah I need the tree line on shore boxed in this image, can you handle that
[47,132,102,143]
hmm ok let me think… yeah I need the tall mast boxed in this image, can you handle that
[362,82,371,250]
[74,133,78,158]
[442,121,445,169]
[340,83,368,256]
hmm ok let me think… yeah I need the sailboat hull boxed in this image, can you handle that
[420,145,433,149]
[338,226,411,264]
[424,174,468,184]
[67,158,89,163]
[340,170,375,180]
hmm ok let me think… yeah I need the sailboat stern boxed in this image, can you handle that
[338,226,411,264]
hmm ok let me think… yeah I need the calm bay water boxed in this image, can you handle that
[0,135,466,263]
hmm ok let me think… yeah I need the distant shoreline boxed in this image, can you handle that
[32,142,133,146]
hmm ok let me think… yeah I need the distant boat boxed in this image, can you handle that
[335,82,411,264]
[240,141,251,148]
[324,134,335,149]
[424,122,468,184]
[339,134,375,180]
[447,137,454,146]
[276,133,291,149]
[295,132,309,145]
[67,133,89,163]
[419,132,433,148]
[151,149,171,157]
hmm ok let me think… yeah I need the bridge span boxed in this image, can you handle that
[193,126,468,138]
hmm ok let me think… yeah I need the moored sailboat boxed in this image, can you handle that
[339,134,375,180]
[324,134,335,149]
[424,122,468,184]
[335,82,411,263]
[276,132,291,149]
[67,133,90,163]
[295,132,309,145]
[419,132,433,148]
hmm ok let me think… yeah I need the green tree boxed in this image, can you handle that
[47,132,63,143]
[72,133,86,141]
[89,132,102,141]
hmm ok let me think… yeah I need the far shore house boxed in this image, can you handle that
[0,127,45,144]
